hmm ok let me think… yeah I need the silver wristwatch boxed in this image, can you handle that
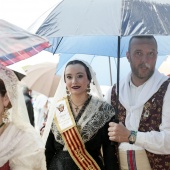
[128,131,137,144]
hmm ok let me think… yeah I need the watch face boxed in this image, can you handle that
[129,135,136,142]
[128,131,137,144]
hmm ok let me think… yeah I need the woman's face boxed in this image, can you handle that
[65,64,90,96]
[0,95,4,116]
[0,93,10,116]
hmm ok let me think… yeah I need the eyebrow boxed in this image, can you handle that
[66,72,84,75]
[134,49,156,52]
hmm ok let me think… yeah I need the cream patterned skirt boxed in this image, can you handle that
[119,149,152,170]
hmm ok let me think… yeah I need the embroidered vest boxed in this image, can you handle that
[111,78,170,170]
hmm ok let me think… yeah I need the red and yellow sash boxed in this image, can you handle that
[54,97,100,170]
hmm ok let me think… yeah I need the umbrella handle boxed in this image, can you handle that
[110,118,119,146]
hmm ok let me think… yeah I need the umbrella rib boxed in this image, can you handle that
[53,37,63,54]
[153,5,167,34]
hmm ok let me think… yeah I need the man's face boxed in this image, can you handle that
[126,37,157,84]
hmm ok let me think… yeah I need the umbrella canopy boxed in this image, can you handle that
[35,0,170,36]
[30,0,170,57]
[29,0,170,125]
[21,62,60,97]
[0,19,50,66]
[29,0,170,88]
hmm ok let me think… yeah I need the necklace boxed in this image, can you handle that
[69,95,92,122]
[0,122,5,128]
[70,99,85,112]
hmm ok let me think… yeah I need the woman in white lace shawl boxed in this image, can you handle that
[0,64,46,170]
[44,59,119,170]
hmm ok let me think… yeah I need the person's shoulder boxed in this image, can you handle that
[92,96,114,109]
[102,100,114,109]
[8,123,35,142]
[18,126,44,147]
[166,78,170,92]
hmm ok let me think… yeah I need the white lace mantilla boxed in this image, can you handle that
[0,64,46,169]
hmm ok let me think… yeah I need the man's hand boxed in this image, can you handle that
[108,122,131,143]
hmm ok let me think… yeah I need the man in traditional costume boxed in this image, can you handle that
[106,35,170,170]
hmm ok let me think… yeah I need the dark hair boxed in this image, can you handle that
[64,60,92,82]
[0,79,12,109]
[128,35,157,52]
[0,79,6,97]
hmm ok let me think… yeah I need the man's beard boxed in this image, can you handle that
[131,63,154,80]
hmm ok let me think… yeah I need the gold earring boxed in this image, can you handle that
[66,87,70,96]
[87,84,91,93]
[2,107,10,124]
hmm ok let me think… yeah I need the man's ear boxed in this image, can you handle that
[126,52,130,62]
[3,93,10,107]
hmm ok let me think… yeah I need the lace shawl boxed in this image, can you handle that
[51,96,114,145]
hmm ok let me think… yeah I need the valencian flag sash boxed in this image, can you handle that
[54,97,100,170]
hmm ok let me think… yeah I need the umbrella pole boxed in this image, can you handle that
[111,36,120,146]
[109,56,113,86]
[116,36,120,117]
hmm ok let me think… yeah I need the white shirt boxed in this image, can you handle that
[105,74,170,154]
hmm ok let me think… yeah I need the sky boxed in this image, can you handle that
[0,0,61,29]
[0,0,62,72]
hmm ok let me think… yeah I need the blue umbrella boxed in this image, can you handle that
[30,0,170,120]
[30,0,170,85]
[29,0,170,56]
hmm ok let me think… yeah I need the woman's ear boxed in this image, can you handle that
[3,93,10,107]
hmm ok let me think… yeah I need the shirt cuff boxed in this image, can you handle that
[135,131,146,147]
